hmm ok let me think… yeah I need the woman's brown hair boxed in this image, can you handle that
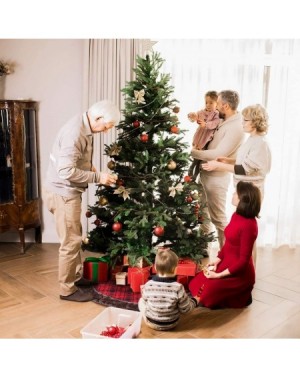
[236,181,261,218]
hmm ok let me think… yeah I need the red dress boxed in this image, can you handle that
[189,212,257,309]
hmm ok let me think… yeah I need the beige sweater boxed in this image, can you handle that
[191,112,245,177]
[44,113,101,198]
[234,134,271,195]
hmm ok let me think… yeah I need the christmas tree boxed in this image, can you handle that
[83,52,215,266]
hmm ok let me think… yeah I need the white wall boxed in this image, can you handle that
[0,39,87,243]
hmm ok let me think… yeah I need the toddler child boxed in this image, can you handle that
[138,248,200,331]
[187,90,221,180]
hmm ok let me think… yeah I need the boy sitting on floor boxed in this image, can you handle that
[138,248,200,331]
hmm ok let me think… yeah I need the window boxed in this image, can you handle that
[154,39,300,248]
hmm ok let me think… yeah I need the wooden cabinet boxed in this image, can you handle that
[0,100,41,253]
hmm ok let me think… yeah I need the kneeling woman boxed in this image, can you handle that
[189,181,261,309]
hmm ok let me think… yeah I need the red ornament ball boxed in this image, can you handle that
[116,178,124,186]
[112,222,122,232]
[186,196,193,203]
[153,226,165,237]
[184,175,192,182]
[140,134,149,143]
[170,125,179,134]
[94,219,101,226]
[85,211,92,218]
[100,325,126,338]
[133,120,140,128]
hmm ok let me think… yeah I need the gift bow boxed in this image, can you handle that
[85,256,110,263]
[134,89,146,104]
[168,183,184,197]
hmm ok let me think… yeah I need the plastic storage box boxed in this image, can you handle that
[80,307,142,339]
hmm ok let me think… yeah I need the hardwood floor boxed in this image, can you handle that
[0,242,300,339]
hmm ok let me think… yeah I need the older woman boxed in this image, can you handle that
[202,104,271,199]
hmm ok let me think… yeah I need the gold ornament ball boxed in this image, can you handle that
[83,237,89,244]
[107,160,116,170]
[167,160,177,170]
[173,106,180,113]
[192,192,199,200]
[99,196,108,206]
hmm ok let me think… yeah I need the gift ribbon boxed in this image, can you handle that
[178,259,192,265]
[85,256,110,263]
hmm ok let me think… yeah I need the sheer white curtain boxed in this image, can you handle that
[263,40,300,247]
[82,39,153,235]
[154,39,300,248]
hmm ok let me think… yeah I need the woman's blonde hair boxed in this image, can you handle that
[242,104,269,134]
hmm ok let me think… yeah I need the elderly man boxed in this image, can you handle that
[44,100,120,302]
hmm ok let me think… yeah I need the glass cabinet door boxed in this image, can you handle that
[24,108,39,202]
[0,108,13,204]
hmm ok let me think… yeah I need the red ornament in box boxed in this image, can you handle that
[83,256,110,283]
[128,266,151,293]
[100,325,126,338]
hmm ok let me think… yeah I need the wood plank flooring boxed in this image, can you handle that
[0,242,300,339]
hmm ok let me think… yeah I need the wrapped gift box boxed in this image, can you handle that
[83,256,110,283]
[116,272,127,285]
[128,266,151,293]
[176,258,197,276]
[111,264,123,280]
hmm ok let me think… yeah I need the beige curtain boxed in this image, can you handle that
[83,39,154,235]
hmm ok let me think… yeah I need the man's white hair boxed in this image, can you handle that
[88,100,120,125]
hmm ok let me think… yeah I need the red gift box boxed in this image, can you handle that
[83,256,109,283]
[176,259,197,276]
[128,267,151,293]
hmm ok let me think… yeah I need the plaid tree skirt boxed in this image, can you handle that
[93,281,141,311]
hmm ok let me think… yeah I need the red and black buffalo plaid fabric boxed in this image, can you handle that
[93,280,141,311]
